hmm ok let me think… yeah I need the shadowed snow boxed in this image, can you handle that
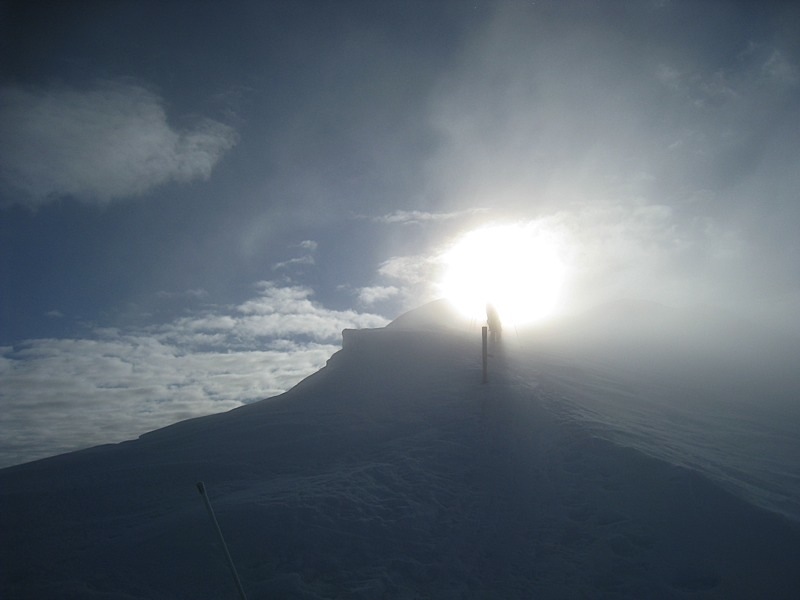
[1,301,799,599]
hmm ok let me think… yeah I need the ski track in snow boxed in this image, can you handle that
[2,301,800,598]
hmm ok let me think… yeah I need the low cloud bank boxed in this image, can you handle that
[0,282,388,467]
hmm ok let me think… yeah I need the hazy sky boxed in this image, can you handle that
[2,0,799,466]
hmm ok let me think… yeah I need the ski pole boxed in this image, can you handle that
[196,481,248,600]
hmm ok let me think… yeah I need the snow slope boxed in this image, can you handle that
[1,300,799,599]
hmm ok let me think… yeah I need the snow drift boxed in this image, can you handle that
[1,300,799,599]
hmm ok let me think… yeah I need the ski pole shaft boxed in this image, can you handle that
[196,481,248,600]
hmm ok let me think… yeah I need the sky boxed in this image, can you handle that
[1,0,799,467]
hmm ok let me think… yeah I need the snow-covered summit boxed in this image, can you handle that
[342,299,473,355]
[383,298,472,331]
[1,302,799,599]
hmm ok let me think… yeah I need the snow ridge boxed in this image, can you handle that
[1,301,799,598]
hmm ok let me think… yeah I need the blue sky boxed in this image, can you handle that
[2,0,799,466]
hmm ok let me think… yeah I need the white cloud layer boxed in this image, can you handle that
[0,81,238,206]
[358,285,399,305]
[0,282,388,467]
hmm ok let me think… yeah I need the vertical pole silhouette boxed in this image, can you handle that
[482,326,488,384]
[196,481,248,600]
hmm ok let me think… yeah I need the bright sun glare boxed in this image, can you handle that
[440,223,566,327]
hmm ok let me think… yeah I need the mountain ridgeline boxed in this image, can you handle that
[1,300,799,598]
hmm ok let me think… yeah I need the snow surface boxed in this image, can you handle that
[1,300,799,599]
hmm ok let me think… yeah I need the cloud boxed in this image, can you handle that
[172,281,389,345]
[272,240,318,271]
[156,288,209,300]
[299,240,318,251]
[358,285,399,305]
[364,255,444,312]
[371,208,486,225]
[0,282,388,467]
[0,80,238,207]
[762,49,799,87]
[272,255,315,271]
[415,2,800,325]
[378,255,439,285]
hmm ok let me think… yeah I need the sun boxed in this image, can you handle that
[439,222,566,327]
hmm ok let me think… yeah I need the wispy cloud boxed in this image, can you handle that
[0,282,388,467]
[378,255,440,286]
[0,80,238,207]
[417,3,800,323]
[358,285,399,305]
[363,255,444,311]
[272,255,315,271]
[156,288,209,301]
[298,240,318,251]
[762,49,799,86]
[370,208,487,225]
[272,240,318,271]
[173,281,388,345]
